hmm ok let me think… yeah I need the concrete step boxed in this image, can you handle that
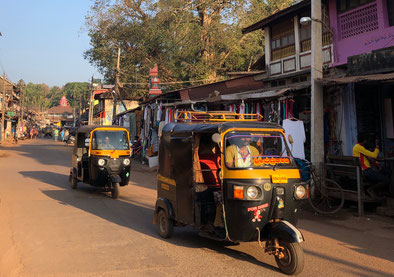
[376,206,394,218]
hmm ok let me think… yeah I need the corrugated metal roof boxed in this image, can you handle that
[242,0,310,34]
[323,72,394,85]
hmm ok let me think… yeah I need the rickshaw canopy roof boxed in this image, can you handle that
[162,121,283,135]
[76,125,128,135]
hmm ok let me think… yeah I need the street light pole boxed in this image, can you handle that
[112,47,121,125]
[311,0,324,170]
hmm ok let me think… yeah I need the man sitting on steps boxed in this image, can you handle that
[352,134,391,198]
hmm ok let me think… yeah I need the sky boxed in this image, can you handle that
[0,0,102,87]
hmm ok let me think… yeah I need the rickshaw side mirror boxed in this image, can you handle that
[288,134,294,145]
[212,133,221,146]
[84,138,90,148]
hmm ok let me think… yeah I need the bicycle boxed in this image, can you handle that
[296,158,345,214]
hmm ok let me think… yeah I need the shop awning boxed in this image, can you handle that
[323,72,394,85]
[162,99,207,107]
[205,82,310,103]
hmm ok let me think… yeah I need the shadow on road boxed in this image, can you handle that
[305,249,393,277]
[0,139,71,167]
[299,210,394,264]
[19,169,393,275]
[21,169,279,273]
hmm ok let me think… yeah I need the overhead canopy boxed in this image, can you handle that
[323,72,394,85]
[162,121,283,135]
[205,82,310,103]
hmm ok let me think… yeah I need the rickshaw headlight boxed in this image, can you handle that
[294,185,307,199]
[98,158,105,166]
[246,186,259,199]
[123,158,130,166]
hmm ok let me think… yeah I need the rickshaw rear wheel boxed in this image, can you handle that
[274,240,304,275]
[158,209,174,238]
[111,182,120,199]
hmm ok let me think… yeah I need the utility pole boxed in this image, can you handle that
[311,0,324,170]
[88,76,94,125]
[112,47,121,125]
[18,83,24,135]
[1,73,6,142]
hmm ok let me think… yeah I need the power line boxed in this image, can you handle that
[122,77,223,86]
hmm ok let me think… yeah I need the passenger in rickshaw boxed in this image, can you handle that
[195,134,223,233]
[225,135,260,168]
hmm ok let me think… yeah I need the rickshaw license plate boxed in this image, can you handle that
[272,175,288,183]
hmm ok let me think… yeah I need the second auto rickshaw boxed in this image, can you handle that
[153,112,307,275]
[69,125,132,199]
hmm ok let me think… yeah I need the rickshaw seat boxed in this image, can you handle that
[199,154,221,188]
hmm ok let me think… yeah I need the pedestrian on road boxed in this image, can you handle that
[60,129,65,142]
[54,128,59,141]
[64,129,69,142]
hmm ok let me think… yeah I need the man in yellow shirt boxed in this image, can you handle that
[225,136,259,168]
[353,134,391,197]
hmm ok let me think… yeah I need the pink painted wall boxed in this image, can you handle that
[329,0,394,66]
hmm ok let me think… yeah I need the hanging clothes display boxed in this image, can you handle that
[157,103,162,126]
[282,118,306,159]
[287,99,294,119]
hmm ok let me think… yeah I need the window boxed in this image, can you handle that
[271,18,295,61]
[224,131,294,169]
[91,130,129,150]
[337,0,375,13]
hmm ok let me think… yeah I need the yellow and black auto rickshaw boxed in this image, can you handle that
[69,125,132,199]
[153,112,307,275]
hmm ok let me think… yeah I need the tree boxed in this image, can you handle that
[84,0,294,92]
[24,83,50,112]
[63,82,90,112]
[47,86,63,107]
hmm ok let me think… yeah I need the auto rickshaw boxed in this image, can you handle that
[69,125,132,199]
[153,112,307,275]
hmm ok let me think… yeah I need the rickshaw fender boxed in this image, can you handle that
[110,175,122,183]
[262,220,304,243]
[153,198,174,224]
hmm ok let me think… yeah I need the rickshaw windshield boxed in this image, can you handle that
[224,131,294,169]
[91,130,129,150]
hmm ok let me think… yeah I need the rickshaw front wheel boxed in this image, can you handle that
[111,182,120,199]
[274,240,304,275]
[70,173,78,190]
[158,209,174,239]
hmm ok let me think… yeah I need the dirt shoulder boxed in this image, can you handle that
[0,199,24,276]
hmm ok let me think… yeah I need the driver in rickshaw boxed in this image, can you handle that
[102,136,115,150]
[225,135,260,168]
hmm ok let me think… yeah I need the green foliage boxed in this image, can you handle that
[24,83,51,111]
[20,81,89,112]
[47,86,63,107]
[84,0,294,94]
[63,82,90,109]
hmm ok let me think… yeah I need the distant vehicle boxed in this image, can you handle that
[69,125,132,199]
[43,126,53,137]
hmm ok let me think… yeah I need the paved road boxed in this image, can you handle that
[0,139,393,276]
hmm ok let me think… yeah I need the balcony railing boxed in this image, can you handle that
[339,2,378,39]
[300,33,332,53]
[272,45,296,61]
